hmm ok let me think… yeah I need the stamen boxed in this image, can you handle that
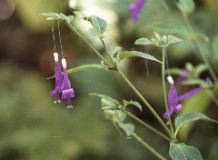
[167,75,174,85]
[62,58,67,69]
[53,52,59,62]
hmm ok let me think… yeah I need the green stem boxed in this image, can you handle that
[132,133,167,160]
[118,69,171,136]
[161,47,174,135]
[100,38,114,64]
[182,15,218,83]
[65,22,111,65]
[122,109,171,141]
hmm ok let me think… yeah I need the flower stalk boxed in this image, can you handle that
[161,47,174,135]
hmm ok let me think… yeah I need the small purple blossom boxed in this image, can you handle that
[50,53,75,109]
[50,52,63,102]
[60,58,75,109]
[163,75,202,119]
[128,0,146,21]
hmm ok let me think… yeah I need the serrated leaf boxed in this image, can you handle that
[135,38,153,46]
[123,100,142,111]
[167,35,182,46]
[118,122,135,136]
[169,143,203,160]
[86,16,107,37]
[47,64,107,79]
[178,0,195,15]
[175,113,218,137]
[118,51,161,63]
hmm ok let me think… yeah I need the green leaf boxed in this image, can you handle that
[194,64,208,77]
[175,113,218,137]
[178,0,195,15]
[135,38,153,46]
[123,100,142,111]
[90,93,120,110]
[182,79,209,88]
[47,64,107,79]
[167,35,182,46]
[118,122,135,136]
[118,51,161,63]
[86,16,107,37]
[169,143,203,160]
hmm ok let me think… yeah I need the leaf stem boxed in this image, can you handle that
[122,109,171,141]
[65,22,111,65]
[161,47,174,135]
[118,69,171,136]
[132,133,167,160]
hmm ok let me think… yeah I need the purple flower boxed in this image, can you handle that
[163,76,202,119]
[50,52,63,102]
[128,0,146,21]
[60,58,75,109]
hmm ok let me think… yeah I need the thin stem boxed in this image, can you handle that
[161,47,174,135]
[100,38,114,64]
[182,15,218,83]
[65,22,111,65]
[118,69,171,136]
[132,133,167,160]
[122,109,171,141]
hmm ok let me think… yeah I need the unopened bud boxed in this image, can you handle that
[53,52,59,62]
[167,75,174,85]
[62,58,67,69]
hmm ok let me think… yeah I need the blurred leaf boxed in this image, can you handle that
[135,38,153,46]
[169,143,203,160]
[86,16,108,37]
[175,113,218,137]
[167,35,182,46]
[178,91,211,139]
[123,100,142,112]
[117,51,161,63]
[177,0,195,15]
[118,122,135,137]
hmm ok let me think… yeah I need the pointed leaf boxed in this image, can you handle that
[169,143,203,160]
[135,38,153,46]
[167,35,182,46]
[175,113,218,137]
[86,16,107,36]
[178,0,195,15]
[118,51,161,63]
[123,100,142,112]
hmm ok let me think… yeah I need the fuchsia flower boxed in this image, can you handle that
[61,58,75,109]
[163,75,202,119]
[50,52,63,102]
[50,52,75,109]
[128,0,146,21]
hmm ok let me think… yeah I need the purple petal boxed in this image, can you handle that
[168,84,179,112]
[178,87,202,101]
[50,62,63,97]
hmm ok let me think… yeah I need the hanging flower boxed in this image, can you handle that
[61,58,75,109]
[163,76,202,119]
[50,52,63,103]
[128,0,146,21]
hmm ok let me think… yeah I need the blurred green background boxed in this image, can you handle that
[0,0,218,159]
